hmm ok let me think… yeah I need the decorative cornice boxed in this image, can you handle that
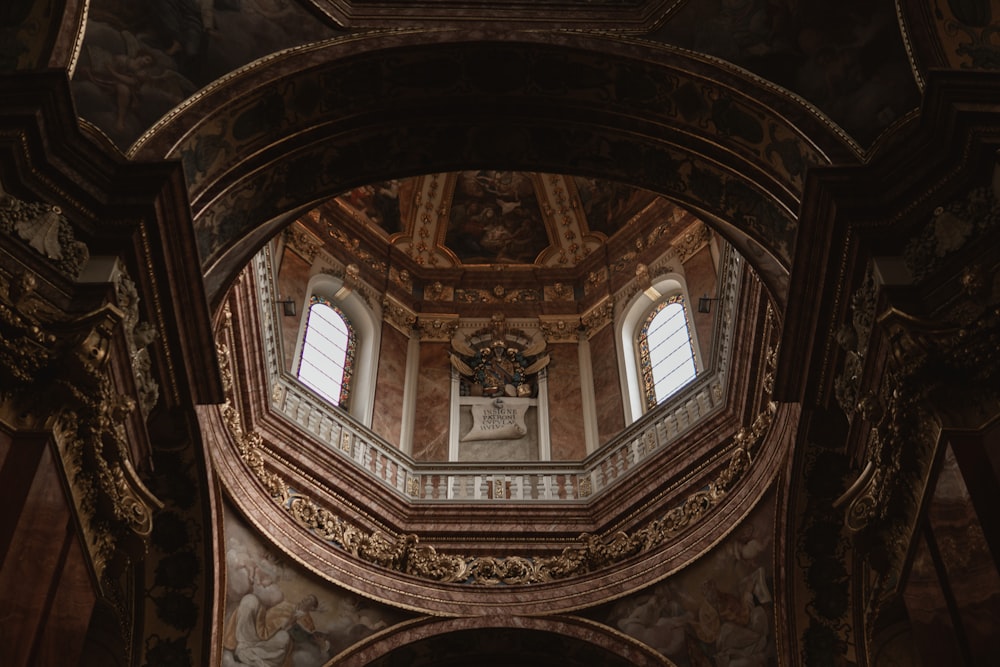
[581,299,614,336]
[217,334,775,585]
[381,296,417,335]
[414,314,460,341]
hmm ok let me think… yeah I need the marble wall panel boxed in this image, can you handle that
[370,324,407,447]
[275,248,312,371]
[221,504,411,667]
[683,244,718,366]
[590,325,625,447]
[33,535,95,667]
[547,343,587,460]
[411,342,451,461]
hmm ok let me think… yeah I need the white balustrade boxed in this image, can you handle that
[247,247,745,503]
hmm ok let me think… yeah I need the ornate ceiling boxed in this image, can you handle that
[5,2,1000,666]
[332,171,660,270]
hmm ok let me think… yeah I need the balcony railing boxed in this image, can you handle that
[251,246,743,503]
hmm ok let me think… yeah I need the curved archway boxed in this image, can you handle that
[131,30,847,308]
[334,615,675,666]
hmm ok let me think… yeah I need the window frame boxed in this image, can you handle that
[636,295,698,409]
[616,272,704,424]
[297,296,357,408]
[290,273,381,426]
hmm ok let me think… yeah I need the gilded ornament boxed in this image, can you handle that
[0,190,89,277]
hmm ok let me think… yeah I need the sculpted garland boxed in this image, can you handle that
[217,318,774,585]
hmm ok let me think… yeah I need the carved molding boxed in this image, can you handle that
[218,331,776,585]
[114,269,160,418]
[381,297,417,335]
[833,265,877,421]
[841,286,1000,632]
[581,298,614,336]
[284,223,323,264]
[0,181,90,279]
[0,279,163,587]
[538,316,582,343]
[414,315,459,341]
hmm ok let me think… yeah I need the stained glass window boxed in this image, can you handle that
[297,296,356,408]
[638,295,697,409]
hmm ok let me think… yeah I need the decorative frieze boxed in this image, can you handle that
[381,297,417,335]
[284,223,323,264]
[904,181,1000,282]
[454,286,541,304]
[581,298,614,335]
[415,315,460,341]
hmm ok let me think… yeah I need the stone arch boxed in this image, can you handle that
[334,615,675,666]
[130,30,850,308]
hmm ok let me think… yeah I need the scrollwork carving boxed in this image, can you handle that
[834,266,877,419]
[0,184,89,278]
[218,324,776,586]
[115,271,160,418]
[844,292,1000,621]
[581,299,614,335]
[0,290,162,583]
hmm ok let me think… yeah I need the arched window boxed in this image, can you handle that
[637,295,697,409]
[297,296,356,408]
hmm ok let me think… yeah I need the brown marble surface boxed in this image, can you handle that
[547,343,586,460]
[410,341,451,461]
[0,445,75,667]
[370,324,407,446]
[590,326,624,447]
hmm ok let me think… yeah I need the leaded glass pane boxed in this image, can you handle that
[638,296,697,409]
[297,297,356,407]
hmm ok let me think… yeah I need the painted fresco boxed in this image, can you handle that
[72,0,336,149]
[573,177,658,239]
[221,505,410,667]
[445,171,550,264]
[932,0,1000,69]
[653,0,921,146]
[587,489,776,666]
[2,0,62,70]
[341,180,405,236]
